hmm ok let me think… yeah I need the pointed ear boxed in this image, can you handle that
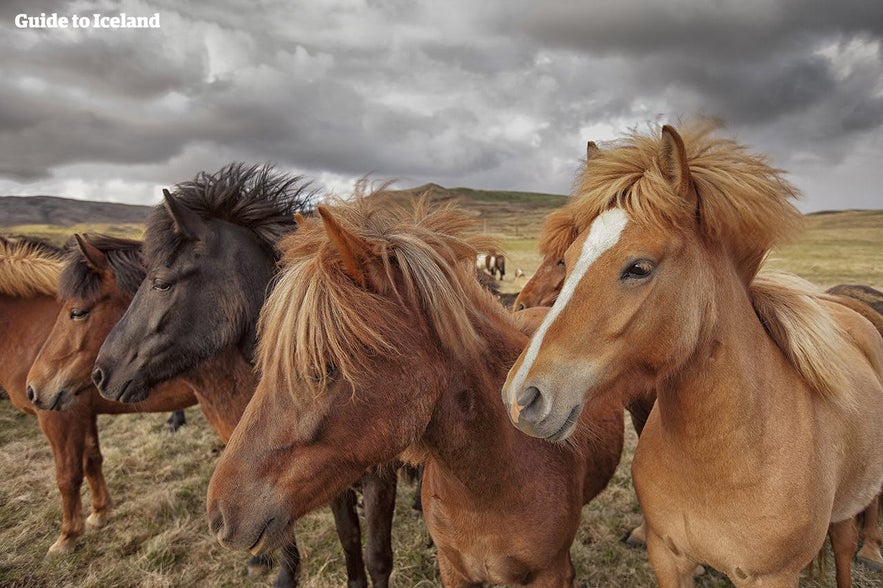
[74,234,108,272]
[317,206,373,288]
[586,140,601,160]
[660,125,694,199]
[162,189,203,241]
[293,212,307,226]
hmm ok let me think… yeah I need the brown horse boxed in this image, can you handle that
[502,121,883,587]
[0,236,197,555]
[206,196,625,586]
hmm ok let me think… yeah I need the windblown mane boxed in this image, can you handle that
[538,206,579,259]
[145,163,316,265]
[256,195,500,399]
[0,235,64,296]
[59,234,145,303]
[566,119,803,280]
[750,273,860,407]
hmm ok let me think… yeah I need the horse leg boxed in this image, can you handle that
[624,392,655,547]
[361,466,397,588]
[829,518,858,588]
[412,463,424,513]
[165,410,187,432]
[857,495,883,570]
[330,488,368,588]
[82,409,112,529]
[272,539,302,588]
[36,409,86,555]
[645,529,696,588]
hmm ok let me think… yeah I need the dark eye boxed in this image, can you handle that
[152,278,172,292]
[69,308,89,320]
[557,259,565,267]
[621,259,655,280]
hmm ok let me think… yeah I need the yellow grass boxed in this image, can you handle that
[1,208,881,587]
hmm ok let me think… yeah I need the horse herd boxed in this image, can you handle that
[1,121,882,587]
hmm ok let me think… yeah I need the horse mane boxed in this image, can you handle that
[538,205,579,259]
[750,273,858,407]
[59,234,145,303]
[145,163,316,266]
[256,194,501,399]
[0,235,64,296]
[567,119,803,280]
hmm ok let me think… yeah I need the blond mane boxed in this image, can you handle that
[256,194,501,401]
[0,236,64,297]
[560,119,803,280]
[750,272,862,407]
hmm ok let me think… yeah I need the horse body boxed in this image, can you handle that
[206,198,624,586]
[502,122,883,587]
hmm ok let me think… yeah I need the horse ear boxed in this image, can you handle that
[317,206,372,289]
[293,212,307,226]
[74,234,108,272]
[586,141,601,160]
[659,125,694,200]
[162,188,203,241]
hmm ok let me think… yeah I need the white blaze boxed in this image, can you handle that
[507,208,629,402]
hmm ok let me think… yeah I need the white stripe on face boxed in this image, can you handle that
[507,208,629,410]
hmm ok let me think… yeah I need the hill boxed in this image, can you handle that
[0,195,152,227]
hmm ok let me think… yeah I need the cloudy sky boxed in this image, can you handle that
[2,0,881,212]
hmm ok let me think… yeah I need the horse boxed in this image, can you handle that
[477,251,506,280]
[501,121,883,587]
[205,196,625,586]
[0,236,197,556]
[90,163,397,587]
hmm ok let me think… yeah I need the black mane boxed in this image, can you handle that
[59,234,145,303]
[145,163,316,265]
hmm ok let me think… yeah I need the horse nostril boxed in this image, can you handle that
[516,386,545,423]
[515,303,525,311]
[91,367,105,390]
[208,509,225,536]
[26,385,36,403]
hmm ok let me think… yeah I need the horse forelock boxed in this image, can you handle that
[568,119,803,281]
[258,195,507,405]
[59,234,145,304]
[0,235,64,297]
[144,163,315,267]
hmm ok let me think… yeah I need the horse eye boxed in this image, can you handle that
[152,278,172,292]
[621,260,655,280]
[69,308,89,320]
[557,259,565,267]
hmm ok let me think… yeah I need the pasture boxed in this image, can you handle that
[1,205,882,587]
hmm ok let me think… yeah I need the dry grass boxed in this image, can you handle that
[1,207,882,587]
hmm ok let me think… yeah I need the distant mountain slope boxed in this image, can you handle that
[0,195,152,227]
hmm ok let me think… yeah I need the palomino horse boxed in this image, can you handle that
[206,196,625,586]
[502,122,883,587]
[0,236,197,555]
[91,163,397,587]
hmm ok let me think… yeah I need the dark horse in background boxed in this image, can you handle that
[91,164,397,587]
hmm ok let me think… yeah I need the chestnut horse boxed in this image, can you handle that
[513,142,883,563]
[91,164,396,587]
[206,196,625,586]
[502,121,883,587]
[0,236,197,555]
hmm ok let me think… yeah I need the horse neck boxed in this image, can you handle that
[182,347,257,444]
[0,295,59,397]
[654,267,796,455]
[420,309,538,495]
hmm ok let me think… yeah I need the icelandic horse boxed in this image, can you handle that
[0,236,196,555]
[502,121,883,587]
[206,196,625,586]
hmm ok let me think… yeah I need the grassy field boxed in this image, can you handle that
[1,206,882,587]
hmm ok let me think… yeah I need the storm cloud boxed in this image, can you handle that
[1,0,881,210]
